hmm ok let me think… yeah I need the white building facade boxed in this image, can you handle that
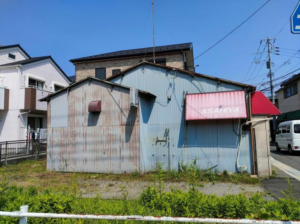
[0,45,70,141]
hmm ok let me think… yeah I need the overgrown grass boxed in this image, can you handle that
[0,159,259,193]
[0,160,297,223]
[0,179,298,223]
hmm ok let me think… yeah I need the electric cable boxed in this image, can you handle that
[193,0,270,61]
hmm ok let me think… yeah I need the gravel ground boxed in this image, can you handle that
[79,180,270,200]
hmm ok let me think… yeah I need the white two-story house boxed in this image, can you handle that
[0,44,71,141]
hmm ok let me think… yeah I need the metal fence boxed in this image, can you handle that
[1,206,300,224]
[0,139,46,165]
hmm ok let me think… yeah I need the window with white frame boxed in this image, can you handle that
[54,84,64,92]
[28,78,44,90]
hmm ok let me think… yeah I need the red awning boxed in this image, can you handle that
[251,91,281,116]
[185,91,247,120]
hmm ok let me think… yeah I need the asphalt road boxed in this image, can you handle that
[262,145,300,199]
[270,145,300,171]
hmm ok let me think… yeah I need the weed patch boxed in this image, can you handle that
[0,159,260,194]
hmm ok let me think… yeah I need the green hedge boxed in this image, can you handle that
[140,186,300,220]
[0,181,299,223]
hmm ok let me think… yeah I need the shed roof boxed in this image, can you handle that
[68,75,76,83]
[106,61,256,90]
[0,44,31,58]
[280,72,300,87]
[0,56,71,82]
[39,76,156,102]
[70,43,192,63]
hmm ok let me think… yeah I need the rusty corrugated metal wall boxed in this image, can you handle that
[111,64,253,173]
[47,80,140,173]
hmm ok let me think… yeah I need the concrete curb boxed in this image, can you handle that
[271,157,300,181]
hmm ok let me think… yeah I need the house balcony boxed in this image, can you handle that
[20,87,51,111]
[0,86,9,111]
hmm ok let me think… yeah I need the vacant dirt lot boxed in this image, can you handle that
[79,179,268,199]
[0,159,272,200]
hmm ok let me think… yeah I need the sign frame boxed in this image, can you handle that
[291,1,300,34]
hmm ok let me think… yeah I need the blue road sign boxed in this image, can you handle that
[291,1,300,34]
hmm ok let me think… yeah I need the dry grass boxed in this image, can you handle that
[0,159,260,193]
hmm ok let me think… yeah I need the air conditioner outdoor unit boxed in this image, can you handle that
[130,88,139,107]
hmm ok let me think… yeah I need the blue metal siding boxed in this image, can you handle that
[113,65,252,173]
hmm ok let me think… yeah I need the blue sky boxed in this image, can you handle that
[0,0,299,93]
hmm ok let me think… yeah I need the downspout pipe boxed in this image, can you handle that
[18,110,31,140]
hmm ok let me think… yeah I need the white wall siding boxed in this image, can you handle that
[0,48,28,65]
[22,60,69,91]
[36,90,49,111]
[0,110,19,141]
[50,92,68,128]
[0,56,70,142]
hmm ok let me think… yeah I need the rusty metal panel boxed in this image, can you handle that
[112,65,252,173]
[47,79,141,174]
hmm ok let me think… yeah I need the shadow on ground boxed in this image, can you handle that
[271,150,300,156]
[262,178,300,199]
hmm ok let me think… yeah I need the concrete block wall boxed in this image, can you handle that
[252,116,272,177]
[75,53,184,81]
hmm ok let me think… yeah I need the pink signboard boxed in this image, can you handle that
[185,91,247,120]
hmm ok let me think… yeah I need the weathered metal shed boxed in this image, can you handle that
[105,62,256,173]
[42,62,279,175]
[40,77,155,173]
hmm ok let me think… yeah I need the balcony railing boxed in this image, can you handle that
[21,87,51,111]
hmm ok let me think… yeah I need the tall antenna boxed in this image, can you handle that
[152,0,155,63]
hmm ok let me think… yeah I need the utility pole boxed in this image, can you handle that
[266,37,277,134]
[266,37,275,105]
[152,0,156,63]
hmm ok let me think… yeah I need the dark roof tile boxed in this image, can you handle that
[0,44,31,58]
[280,73,300,87]
[0,56,50,66]
[70,42,192,63]
[68,75,76,82]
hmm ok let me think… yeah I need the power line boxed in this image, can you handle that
[259,67,300,91]
[242,42,263,82]
[245,47,267,83]
[276,47,300,52]
[286,61,300,73]
[275,53,300,59]
[274,20,289,37]
[254,46,300,87]
[192,0,271,61]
